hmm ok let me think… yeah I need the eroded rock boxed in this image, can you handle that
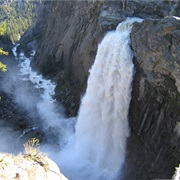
[0,152,68,180]
[121,16,180,180]
[24,0,180,116]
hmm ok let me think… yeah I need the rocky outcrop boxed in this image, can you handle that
[0,152,68,180]
[30,1,103,116]
[121,17,180,180]
[25,0,180,116]
[18,1,180,179]
[100,0,180,31]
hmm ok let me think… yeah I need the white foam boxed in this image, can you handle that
[11,45,77,149]
[10,17,143,180]
[16,53,56,101]
[57,17,143,180]
[173,16,180,20]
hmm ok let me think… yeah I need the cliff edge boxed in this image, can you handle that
[18,0,180,179]
[122,16,180,180]
[0,138,68,180]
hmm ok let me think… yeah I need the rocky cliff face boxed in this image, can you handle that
[28,1,103,115]
[18,2,50,56]
[100,0,180,31]
[121,16,180,180]
[24,0,180,115]
[0,152,68,180]
[19,0,180,179]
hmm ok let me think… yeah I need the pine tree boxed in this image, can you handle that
[0,22,8,72]
[0,22,6,35]
[0,0,40,43]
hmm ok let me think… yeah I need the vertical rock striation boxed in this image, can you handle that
[18,0,180,179]
[30,1,103,115]
[99,0,180,31]
[26,0,179,115]
[122,17,180,180]
[19,2,50,56]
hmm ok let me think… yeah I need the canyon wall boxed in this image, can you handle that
[122,16,180,180]
[20,0,180,179]
[22,0,179,115]
[25,1,103,115]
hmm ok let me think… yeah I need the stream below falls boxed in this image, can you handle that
[0,17,143,180]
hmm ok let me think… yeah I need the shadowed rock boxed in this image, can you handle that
[121,16,180,180]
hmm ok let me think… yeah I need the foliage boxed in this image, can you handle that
[0,138,51,179]
[24,137,40,156]
[0,22,8,72]
[0,62,7,72]
[0,22,6,36]
[23,137,48,171]
[0,48,8,56]
[0,0,41,43]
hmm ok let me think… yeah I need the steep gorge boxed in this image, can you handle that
[21,1,103,115]
[18,0,180,179]
[21,0,180,116]
[122,16,180,180]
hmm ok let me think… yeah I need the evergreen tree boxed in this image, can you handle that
[0,22,8,72]
[0,0,41,43]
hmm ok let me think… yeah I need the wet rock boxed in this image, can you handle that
[100,0,180,31]
[121,16,180,180]
[22,0,180,116]
[28,1,103,116]
[17,1,180,178]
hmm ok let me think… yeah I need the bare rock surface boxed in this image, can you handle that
[15,1,180,179]
[23,0,180,116]
[0,152,68,180]
[121,16,180,180]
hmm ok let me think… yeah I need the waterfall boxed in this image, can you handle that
[2,17,143,180]
[58,17,143,180]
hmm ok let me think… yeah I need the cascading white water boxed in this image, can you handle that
[57,17,143,180]
[76,23,132,175]
[2,17,143,180]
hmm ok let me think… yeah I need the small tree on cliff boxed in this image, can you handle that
[0,22,8,72]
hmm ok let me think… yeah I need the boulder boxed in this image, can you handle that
[0,152,68,180]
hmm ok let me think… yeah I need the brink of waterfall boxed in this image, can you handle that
[58,17,143,180]
[2,17,143,180]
